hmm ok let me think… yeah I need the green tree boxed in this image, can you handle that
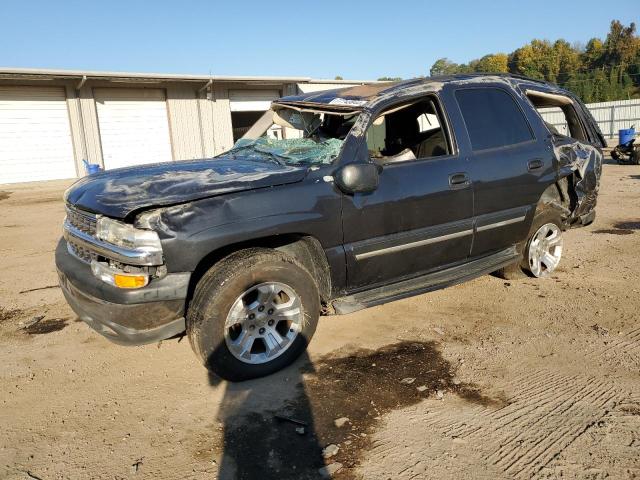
[509,39,557,81]
[602,20,639,70]
[428,19,640,102]
[553,40,581,84]
[430,58,462,76]
[473,53,509,73]
[583,38,604,66]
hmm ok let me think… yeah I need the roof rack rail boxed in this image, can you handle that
[447,72,552,85]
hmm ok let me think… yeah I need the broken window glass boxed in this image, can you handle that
[229,137,344,166]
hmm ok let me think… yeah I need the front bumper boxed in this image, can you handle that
[56,239,190,345]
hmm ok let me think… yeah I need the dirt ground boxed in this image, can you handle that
[1,160,639,480]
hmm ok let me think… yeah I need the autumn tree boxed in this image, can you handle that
[429,20,640,102]
[473,53,509,73]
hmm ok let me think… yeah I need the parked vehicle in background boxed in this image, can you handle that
[611,126,639,165]
[56,74,604,381]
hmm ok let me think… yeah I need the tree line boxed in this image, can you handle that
[382,20,640,103]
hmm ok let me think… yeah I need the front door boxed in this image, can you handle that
[341,95,474,290]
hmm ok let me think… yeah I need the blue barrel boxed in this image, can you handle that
[619,127,635,145]
[86,164,102,175]
[83,159,102,175]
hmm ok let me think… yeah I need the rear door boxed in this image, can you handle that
[452,86,554,256]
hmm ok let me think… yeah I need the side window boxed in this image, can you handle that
[456,88,534,151]
[526,91,589,142]
[366,97,451,163]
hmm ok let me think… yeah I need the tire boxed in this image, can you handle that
[493,208,564,280]
[611,148,621,162]
[187,248,320,381]
[521,209,564,278]
[493,261,528,280]
[631,147,640,166]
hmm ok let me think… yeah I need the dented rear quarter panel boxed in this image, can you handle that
[553,138,603,223]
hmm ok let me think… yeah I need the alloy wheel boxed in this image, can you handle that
[528,223,563,278]
[224,282,304,364]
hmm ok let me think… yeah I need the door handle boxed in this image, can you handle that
[528,159,544,171]
[449,172,470,190]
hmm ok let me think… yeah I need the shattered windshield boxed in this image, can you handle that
[227,106,360,166]
[229,137,344,166]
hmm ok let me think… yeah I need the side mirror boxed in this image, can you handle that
[334,163,380,194]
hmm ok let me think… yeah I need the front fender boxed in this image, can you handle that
[146,175,344,274]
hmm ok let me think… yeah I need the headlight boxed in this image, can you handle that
[91,261,149,289]
[96,216,162,251]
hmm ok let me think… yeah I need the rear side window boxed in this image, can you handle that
[456,88,533,151]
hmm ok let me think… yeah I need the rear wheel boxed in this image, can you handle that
[631,147,640,166]
[187,248,320,381]
[525,220,563,278]
[493,209,564,280]
[493,261,528,280]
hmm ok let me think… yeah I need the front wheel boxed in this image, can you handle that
[187,248,320,381]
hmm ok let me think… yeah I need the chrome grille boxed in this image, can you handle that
[66,204,97,236]
[65,205,98,263]
[67,240,96,263]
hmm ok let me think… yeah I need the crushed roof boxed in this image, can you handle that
[275,73,559,110]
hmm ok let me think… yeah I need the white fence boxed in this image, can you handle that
[539,98,640,143]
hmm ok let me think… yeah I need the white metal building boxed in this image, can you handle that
[0,68,367,184]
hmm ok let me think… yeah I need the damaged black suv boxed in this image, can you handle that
[56,74,603,380]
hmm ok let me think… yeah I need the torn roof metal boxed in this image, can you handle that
[274,73,567,111]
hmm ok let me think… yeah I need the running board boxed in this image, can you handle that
[332,247,519,315]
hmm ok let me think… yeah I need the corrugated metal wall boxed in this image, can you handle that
[539,98,640,141]
[0,77,362,183]
[166,85,206,160]
[210,86,234,154]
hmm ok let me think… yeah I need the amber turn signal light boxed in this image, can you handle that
[113,274,148,289]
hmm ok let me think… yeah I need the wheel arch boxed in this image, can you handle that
[536,177,573,228]
[186,234,332,311]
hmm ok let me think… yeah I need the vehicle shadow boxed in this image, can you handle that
[207,339,501,480]
[209,350,327,480]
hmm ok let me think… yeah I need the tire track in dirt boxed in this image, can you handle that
[586,325,640,361]
[539,394,640,477]
[360,324,640,479]
[427,372,619,478]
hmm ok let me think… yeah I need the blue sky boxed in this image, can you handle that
[0,0,631,80]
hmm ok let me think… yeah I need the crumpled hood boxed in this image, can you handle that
[65,156,308,219]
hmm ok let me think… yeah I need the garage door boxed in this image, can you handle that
[297,83,359,93]
[94,88,173,170]
[229,89,280,112]
[0,86,76,184]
